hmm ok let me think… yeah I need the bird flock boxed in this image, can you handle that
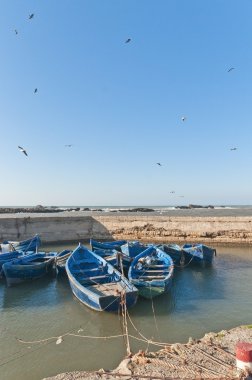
[16,13,134,160]
[14,12,238,202]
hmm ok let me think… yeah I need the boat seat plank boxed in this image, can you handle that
[138,275,167,279]
[136,269,168,273]
[87,274,111,280]
[144,265,169,268]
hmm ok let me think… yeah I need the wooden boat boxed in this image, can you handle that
[91,247,132,273]
[66,244,138,312]
[2,253,55,286]
[90,239,127,252]
[56,249,72,275]
[0,251,23,272]
[0,234,41,254]
[121,241,149,258]
[182,244,216,265]
[157,244,183,265]
[128,246,174,299]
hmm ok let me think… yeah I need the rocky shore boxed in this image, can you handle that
[44,325,252,380]
[0,213,252,245]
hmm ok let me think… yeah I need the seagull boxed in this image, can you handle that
[18,146,28,156]
[156,163,162,166]
[125,38,131,44]
[181,116,187,122]
[14,29,18,35]
[34,88,38,94]
[65,144,73,147]
[170,191,175,194]
[29,14,34,19]
[228,67,235,72]
[230,147,237,151]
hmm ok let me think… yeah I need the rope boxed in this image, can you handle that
[17,333,125,345]
[121,292,131,356]
[126,310,171,347]
[149,285,161,342]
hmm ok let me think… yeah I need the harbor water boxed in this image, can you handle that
[0,244,252,380]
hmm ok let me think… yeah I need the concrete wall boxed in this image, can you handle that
[1,214,252,244]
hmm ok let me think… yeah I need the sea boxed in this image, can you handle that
[1,205,252,217]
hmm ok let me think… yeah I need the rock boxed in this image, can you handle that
[120,208,155,212]
[114,359,132,379]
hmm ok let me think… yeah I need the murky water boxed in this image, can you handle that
[0,244,252,380]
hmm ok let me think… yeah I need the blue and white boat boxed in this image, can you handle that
[157,244,183,265]
[121,241,149,258]
[90,239,127,252]
[128,246,174,299]
[56,250,72,275]
[182,244,216,265]
[66,244,138,312]
[1,234,41,254]
[91,248,132,273]
[2,253,55,286]
[0,251,23,272]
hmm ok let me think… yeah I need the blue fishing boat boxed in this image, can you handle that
[66,244,138,312]
[0,251,23,272]
[128,246,174,299]
[121,241,149,258]
[92,248,132,273]
[90,239,127,252]
[1,234,41,254]
[157,244,183,265]
[182,244,216,265]
[56,250,72,275]
[2,253,55,286]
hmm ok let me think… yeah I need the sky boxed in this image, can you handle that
[0,0,252,206]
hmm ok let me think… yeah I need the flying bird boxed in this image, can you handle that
[125,38,131,44]
[14,29,18,35]
[156,163,162,166]
[228,67,235,72]
[29,14,34,19]
[230,147,237,151]
[181,116,187,122]
[34,88,38,94]
[170,191,175,194]
[65,144,73,147]
[18,146,28,157]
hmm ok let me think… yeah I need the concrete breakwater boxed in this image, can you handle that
[0,212,252,244]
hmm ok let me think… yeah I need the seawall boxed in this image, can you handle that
[0,212,252,244]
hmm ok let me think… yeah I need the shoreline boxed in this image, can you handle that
[0,212,252,245]
[43,325,252,380]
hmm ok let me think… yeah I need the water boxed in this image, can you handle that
[2,205,252,217]
[0,244,252,380]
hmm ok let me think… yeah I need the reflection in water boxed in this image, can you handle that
[0,244,251,380]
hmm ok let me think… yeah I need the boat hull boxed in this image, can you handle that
[182,244,216,265]
[128,246,174,299]
[69,275,138,312]
[2,255,55,286]
[66,245,138,312]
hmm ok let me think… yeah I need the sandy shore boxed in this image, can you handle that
[0,212,252,245]
[43,325,252,380]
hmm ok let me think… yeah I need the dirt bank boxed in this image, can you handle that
[1,213,252,245]
[43,325,252,380]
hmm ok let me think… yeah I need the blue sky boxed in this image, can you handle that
[1,0,252,206]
